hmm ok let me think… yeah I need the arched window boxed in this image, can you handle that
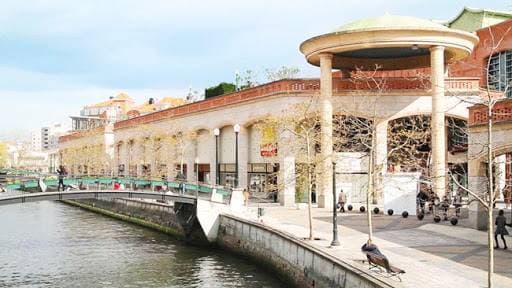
[488,50,512,97]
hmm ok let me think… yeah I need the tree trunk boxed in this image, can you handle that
[366,136,374,243]
[306,136,314,240]
[487,103,494,288]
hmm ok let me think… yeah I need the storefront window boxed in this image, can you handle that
[219,164,236,187]
[248,163,279,201]
[193,164,210,183]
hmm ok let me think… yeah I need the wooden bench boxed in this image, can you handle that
[366,252,405,282]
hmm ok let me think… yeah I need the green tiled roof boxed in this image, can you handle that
[334,15,450,33]
[444,7,512,32]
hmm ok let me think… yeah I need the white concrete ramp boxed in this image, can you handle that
[196,188,244,242]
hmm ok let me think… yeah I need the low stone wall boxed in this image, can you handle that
[217,215,394,288]
[62,199,208,244]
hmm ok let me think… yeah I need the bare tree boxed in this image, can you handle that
[333,68,431,243]
[265,66,300,82]
[448,25,511,288]
[261,98,323,240]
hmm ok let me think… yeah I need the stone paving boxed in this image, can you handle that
[240,204,512,288]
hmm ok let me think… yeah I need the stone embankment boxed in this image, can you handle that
[63,199,394,288]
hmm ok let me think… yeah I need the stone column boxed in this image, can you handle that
[278,129,296,207]
[430,46,446,198]
[238,126,249,189]
[318,53,334,208]
[497,154,507,200]
[208,130,218,185]
[468,159,488,230]
[374,121,388,204]
[184,139,195,183]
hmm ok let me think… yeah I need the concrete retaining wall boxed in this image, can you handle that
[64,199,393,287]
[63,199,208,244]
[217,214,394,288]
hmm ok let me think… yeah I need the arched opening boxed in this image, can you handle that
[248,123,279,201]
[333,115,373,153]
[331,114,374,204]
[387,115,431,174]
[219,125,236,188]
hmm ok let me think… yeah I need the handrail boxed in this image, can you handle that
[1,175,233,204]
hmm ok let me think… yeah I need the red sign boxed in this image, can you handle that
[260,143,278,157]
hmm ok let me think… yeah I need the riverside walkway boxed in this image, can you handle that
[241,205,512,288]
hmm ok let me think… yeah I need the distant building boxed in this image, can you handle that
[17,151,49,173]
[30,131,41,152]
[126,97,188,118]
[6,143,19,168]
[7,141,49,172]
[41,123,69,151]
[70,93,187,131]
[71,93,134,131]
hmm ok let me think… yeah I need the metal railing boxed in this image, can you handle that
[0,174,233,204]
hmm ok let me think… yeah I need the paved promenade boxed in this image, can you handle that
[240,205,512,288]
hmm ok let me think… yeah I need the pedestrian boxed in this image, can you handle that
[243,188,250,207]
[338,189,346,213]
[175,171,186,194]
[453,190,463,217]
[503,184,511,210]
[495,209,510,249]
[441,195,450,220]
[57,165,67,192]
[417,189,429,214]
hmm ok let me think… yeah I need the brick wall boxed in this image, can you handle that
[450,19,512,86]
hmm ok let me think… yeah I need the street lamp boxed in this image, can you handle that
[234,124,240,188]
[195,156,199,198]
[331,161,340,246]
[214,128,220,186]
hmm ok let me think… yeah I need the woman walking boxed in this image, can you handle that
[495,209,510,250]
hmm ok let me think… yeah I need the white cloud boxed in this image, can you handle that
[0,0,509,137]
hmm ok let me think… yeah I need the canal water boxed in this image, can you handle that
[0,201,286,288]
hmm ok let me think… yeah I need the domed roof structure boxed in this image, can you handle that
[333,15,450,33]
[300,15,479,70]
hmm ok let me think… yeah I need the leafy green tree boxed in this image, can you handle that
[205,82,236,99]
[0,141,8,168]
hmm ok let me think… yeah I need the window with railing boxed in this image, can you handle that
[488,50,512,98]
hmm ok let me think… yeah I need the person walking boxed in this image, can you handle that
[441,195,450,220]
[495,209,510,249]
[453,190,463,217]
[243,188,250,207]
[338,189,346,213]
[503,184,511,210]
[417,189,429,214]
[57,165,67,191]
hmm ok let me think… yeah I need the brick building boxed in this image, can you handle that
[60,8,511,219]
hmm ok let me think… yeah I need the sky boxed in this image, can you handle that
[0,0,511,140]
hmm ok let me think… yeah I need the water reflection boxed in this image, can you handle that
[0,202,284,288]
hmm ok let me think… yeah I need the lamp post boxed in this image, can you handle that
[214,128,220,186]
[234,124,240,188]
[195,157,199,198]
[331,161,340,246]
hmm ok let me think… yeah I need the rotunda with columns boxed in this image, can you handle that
[60,14,485,216]
[300,15,478,208]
